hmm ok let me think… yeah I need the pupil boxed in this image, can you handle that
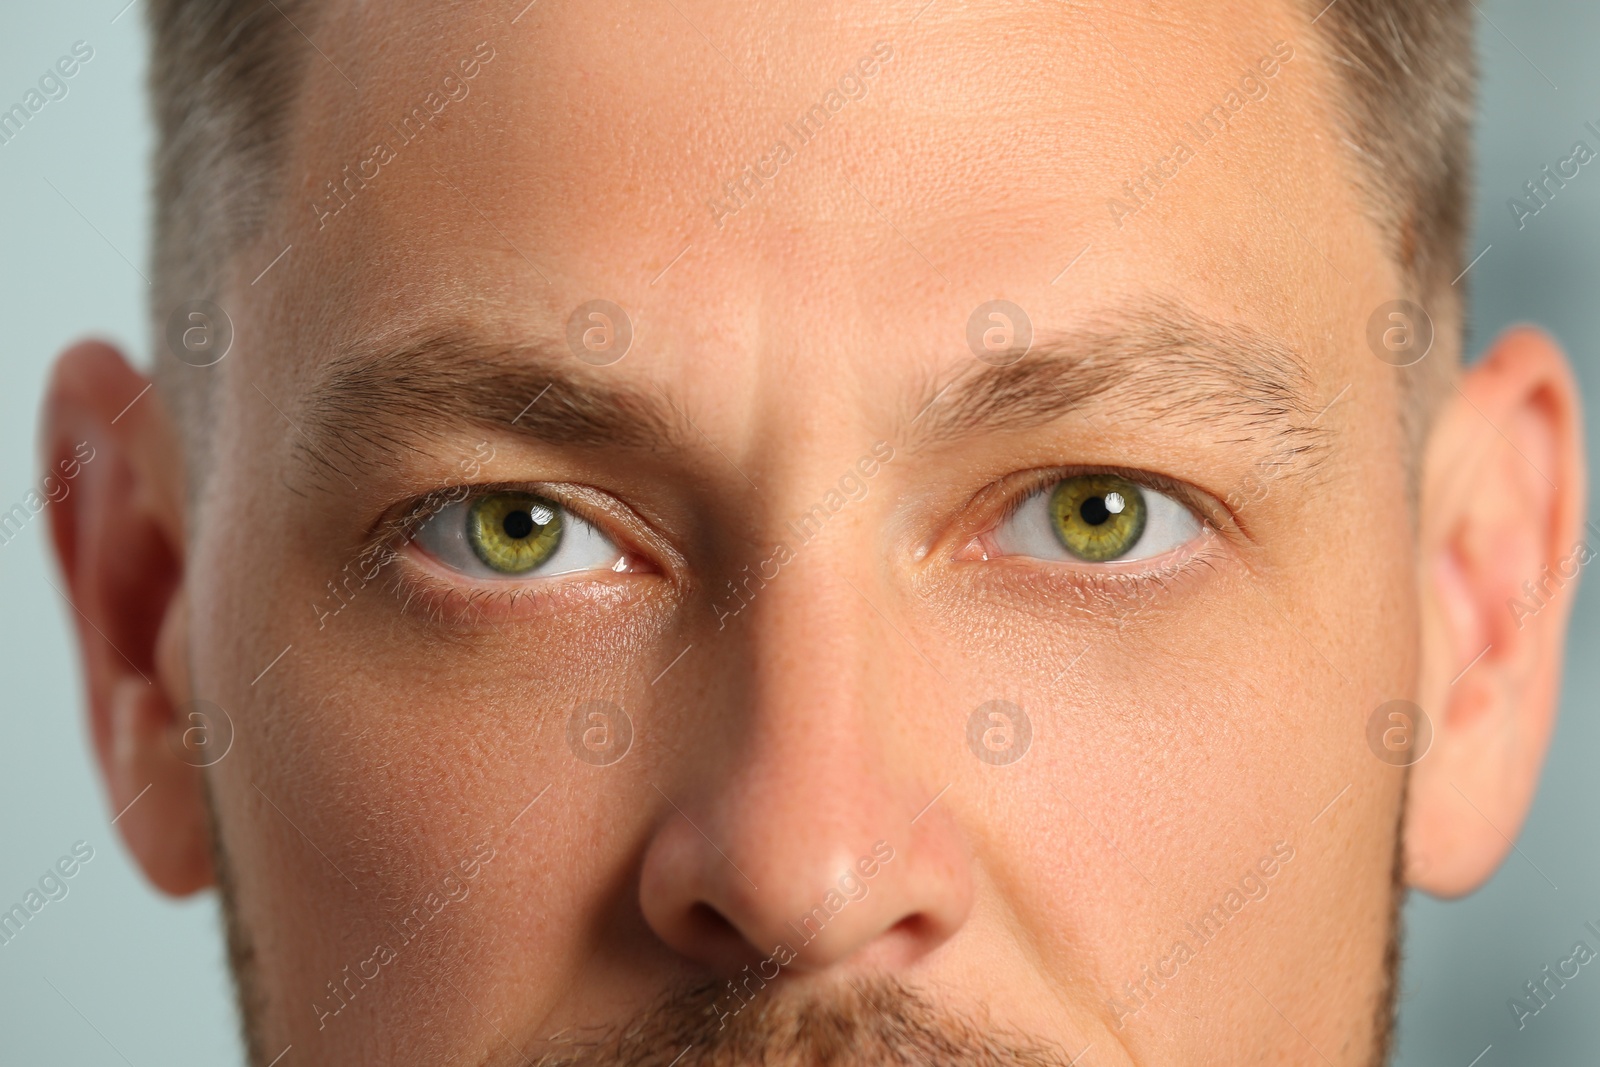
[502,510,535,540]
[1079,496,1111,526]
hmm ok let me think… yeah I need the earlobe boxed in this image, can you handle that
[39,340,214,895]
[107,671,215,894]
[1405,327,1587,897]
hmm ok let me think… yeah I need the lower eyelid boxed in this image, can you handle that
[991,529,1209,573]
[967,534,1223,615]
[391,544,653,625]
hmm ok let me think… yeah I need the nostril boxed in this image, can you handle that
[640,794,974,977]
[864,913,944,969]
[888,914,930,939]
[686,901,738,940]
[683,901,759,966]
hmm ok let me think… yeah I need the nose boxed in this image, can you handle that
[638,561,973,977]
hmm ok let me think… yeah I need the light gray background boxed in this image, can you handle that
[0,2,1594,1064]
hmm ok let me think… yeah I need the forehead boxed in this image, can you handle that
[259,0,1387,409]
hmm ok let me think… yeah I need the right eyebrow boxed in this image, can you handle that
[292,329,686,482]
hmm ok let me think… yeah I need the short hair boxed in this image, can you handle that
[146,0,1475,474]
[147,0,316,468]
[1304,0,1476,463]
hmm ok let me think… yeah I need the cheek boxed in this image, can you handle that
[207,628,679,1057]
[191,448,683,1051]
[925,460,1409,1016]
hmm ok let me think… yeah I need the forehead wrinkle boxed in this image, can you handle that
[909,299,1332,473]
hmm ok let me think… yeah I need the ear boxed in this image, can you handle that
[40,340,214,895]
[1406,327,1588,897]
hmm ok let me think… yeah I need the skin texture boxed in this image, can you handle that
[38,0,1588,1064]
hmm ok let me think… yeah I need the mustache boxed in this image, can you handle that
[516,976,1077,1067]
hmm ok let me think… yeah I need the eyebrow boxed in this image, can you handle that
[293,302,1330,487]
[905,300,1331,471]
[295,329,686,483]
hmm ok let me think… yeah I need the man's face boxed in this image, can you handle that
[192,0,1416,1063]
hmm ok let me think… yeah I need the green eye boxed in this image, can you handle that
[1047,474,1147,562]
[467,492,563,574]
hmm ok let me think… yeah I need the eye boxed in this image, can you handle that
[410,491,628,579]
[987,473,1202,564]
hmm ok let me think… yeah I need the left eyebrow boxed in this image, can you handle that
[903,300,1333,473]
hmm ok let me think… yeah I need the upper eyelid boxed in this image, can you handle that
[384,480,677,578]
[388,482,600,537]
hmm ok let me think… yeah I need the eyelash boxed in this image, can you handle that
[367,465,1226,627]
[989,465,1215,530]
[361,482,655,626]
[951,464,1224,587]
